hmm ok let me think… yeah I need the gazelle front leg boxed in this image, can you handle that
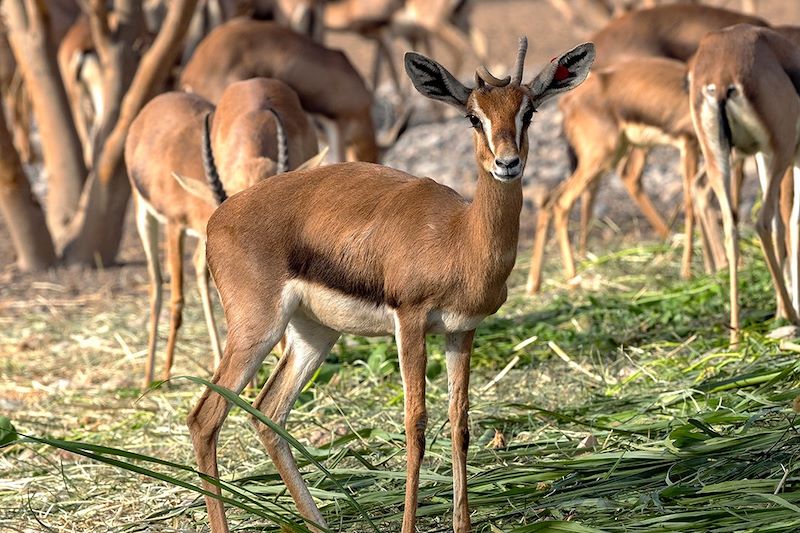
[755,154,798,325]
[692,171,726,273]
[193,240,223,370]
[552,167,605,284]
[527,202,553,294]
[790,165,800,318]
[395,311,428,533]
[445,330,475,533]
[618,146,670,239]
[578,177,601,258]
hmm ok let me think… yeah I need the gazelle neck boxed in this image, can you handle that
[466,164,524,268]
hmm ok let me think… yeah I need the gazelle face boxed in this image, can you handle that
[467,86,534,181]
[405,38,595,182]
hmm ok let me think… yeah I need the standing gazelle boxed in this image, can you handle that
[127,79,318,387]
[689,25,800,345]
[187,38,595,532]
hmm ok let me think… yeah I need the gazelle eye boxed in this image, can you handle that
[466,114,482,129]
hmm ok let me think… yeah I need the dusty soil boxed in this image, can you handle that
[2,0,800,377]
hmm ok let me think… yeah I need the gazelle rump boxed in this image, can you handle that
[688,24,800,345]
[127,78,317,387]
[187,38,595,533]
[180,18,378,163]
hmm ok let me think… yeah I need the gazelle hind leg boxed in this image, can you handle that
[163,224,185,381]
[187,288,298,533]
[789,165,800,320]
[755,153,796,323]
[250,316,340,532]
[193,240,223,371]
[134,196,162,387]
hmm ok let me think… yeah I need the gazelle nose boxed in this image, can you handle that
[495,156,520,169]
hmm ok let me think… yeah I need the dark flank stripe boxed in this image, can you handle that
[288,244,397,307]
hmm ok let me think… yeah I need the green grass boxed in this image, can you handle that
[3,234,800,532]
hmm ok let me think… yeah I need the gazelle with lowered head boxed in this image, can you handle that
[527,57,707,294]
[688,24,800,345]
[126,78,318,387]
[186,38,595,532]
[536,2,767,288]
[180,18,384,163]
[324,0,487,94]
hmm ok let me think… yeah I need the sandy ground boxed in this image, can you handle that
[3,0,800,335]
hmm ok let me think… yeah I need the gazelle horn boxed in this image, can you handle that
[475,65,510,88]
[512,36,528,85]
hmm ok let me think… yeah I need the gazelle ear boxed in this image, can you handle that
[172,171,217,207]
[404,52,471,110]
[528,43,595,107]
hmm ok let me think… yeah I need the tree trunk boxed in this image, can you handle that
[0,92,56,271]
[62,0,199,265]
[2,0,88,245]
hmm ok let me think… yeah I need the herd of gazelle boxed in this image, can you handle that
[529,4,800,348]
[175,5,800,533]
[19,1,800,531]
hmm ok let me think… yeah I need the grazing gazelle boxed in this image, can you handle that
[526,3,767,295]
[180,19,379,163]
[527,57,704,294]
[186,38,595,532]
[688,24,800,344]
[126,78,318,387]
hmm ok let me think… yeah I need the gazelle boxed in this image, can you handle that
[546,0,701,34]
[527,57,703,294]
[529,3,767,292]
[186,38,595,532]
[688,24,800,345]
[126,79,318,387]
[246,0,325,42]
[57,15,104,167]
[324,0,487,92]
[180,18,379,163]
[591,4,767,67]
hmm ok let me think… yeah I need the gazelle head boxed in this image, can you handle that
[405,38,595,182]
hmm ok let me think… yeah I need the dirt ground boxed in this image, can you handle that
[3,0,800,426]
[4,2,800,531]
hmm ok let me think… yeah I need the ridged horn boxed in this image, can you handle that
[512,36,528,85]
[474,65,510,88]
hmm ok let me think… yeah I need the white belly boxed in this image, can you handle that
[623,122,678,148]
[286,280,487,336]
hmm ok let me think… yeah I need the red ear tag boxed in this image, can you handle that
[554,64,570,82]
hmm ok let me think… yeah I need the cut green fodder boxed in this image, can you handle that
[3,235,800,531]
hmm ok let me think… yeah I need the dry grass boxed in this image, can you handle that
[2,235,800,532]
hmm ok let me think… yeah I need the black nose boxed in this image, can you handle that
[495,156,520,169]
